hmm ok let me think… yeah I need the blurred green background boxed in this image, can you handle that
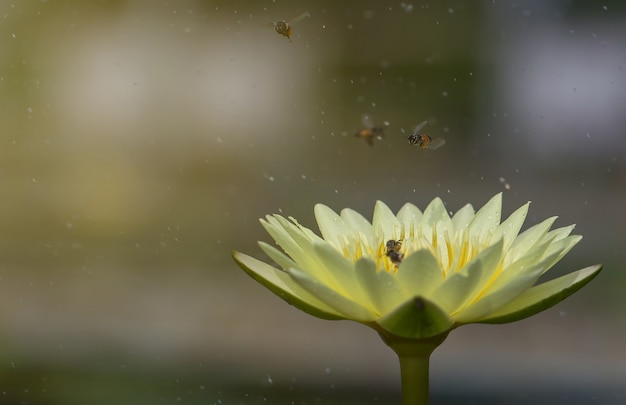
[0,0,624,404]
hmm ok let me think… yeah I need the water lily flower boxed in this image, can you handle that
[233,193,601,405]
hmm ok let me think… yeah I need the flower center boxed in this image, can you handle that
[336,223,490,275]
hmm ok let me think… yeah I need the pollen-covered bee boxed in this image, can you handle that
[271,12,310,41]
[406,121,446,150]
[355,115,385,146]
[385,239,404,266]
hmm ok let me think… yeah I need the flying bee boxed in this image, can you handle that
[270,12,310,41]
[385,239,404,266]
[406,121,446,150]
[355,115,386,146]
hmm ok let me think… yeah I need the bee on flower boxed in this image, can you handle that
[385,239,404,266]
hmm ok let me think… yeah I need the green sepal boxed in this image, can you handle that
[377,296,455,339]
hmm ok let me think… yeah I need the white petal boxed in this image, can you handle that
[421,197,454,268]
[273,215,330,276]
[287,267,378,322]
[489,243,557,292]
[340,207,373,235]
[354,258,404,316]
[268,216,345,285]
[397,203,423,232]
[507,216,558,263]
[261,216,309,269]
[233,251,344,319]
[432,239,504,315]
[259,241,298,270]
[451,203,475,231]
[372,201,402,239]
[290,216,326,243]
[433,219,454,270]
[468,193,502,244]
[422,197,452,226]
[468,250,562,315]
[491,202,529,252]
[454,262,546,323]
[536,235,582,276]
[314,204,350,248]
[311,242,369,302]
[476,264,601,323]
[395,249,446,299]
[542,224,575,243]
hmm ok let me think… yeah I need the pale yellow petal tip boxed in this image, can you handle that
[313,203,337,221]
[487,192,503,205]
[260,213,281,224]
[397,201,422,214]
[374,200,392,213]
[428,196,445,207]
[314,202,330,211]
[485,192,503,208]
[576,263,602,281]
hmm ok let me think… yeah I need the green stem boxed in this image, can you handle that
[375,327,449,405]
[398,352,431,405]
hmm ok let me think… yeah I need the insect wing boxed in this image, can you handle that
[361,114,374,128]
[371,126,385,139]
[288,11,311,25]
[425,137,446,150]
[412,120,428,134]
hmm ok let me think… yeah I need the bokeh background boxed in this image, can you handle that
[0,1,624,404]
